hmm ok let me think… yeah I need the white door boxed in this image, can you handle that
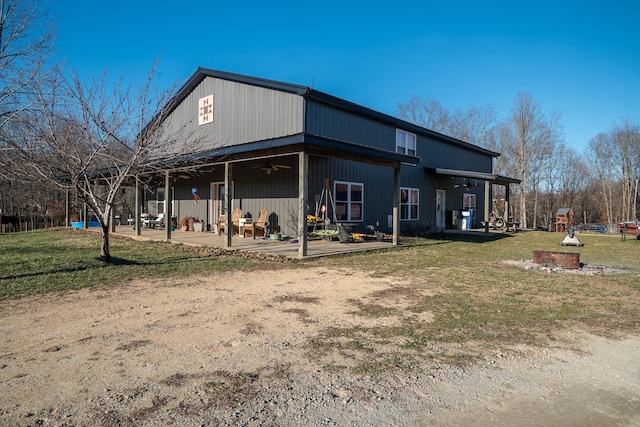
[209,182,225,233]
[436,190,446,231]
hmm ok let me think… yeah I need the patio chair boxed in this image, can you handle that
[243,208,268,239]
[219,208,243,235]
[153,213,165,229]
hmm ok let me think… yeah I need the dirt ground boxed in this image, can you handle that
[1,267,639,426]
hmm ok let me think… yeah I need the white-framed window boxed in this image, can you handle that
[156,187,165,216]
[463,193,476,210]
[400,187,419,220]
[396,129,416,156]
[334,181,363,222]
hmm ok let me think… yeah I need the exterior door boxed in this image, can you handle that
[436,189,446,231]
[209,182,225,233]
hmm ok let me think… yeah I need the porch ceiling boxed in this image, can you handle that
[429,167,521,185]
[152,133,420,171]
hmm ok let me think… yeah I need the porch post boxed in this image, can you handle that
[165,170,171,241]
[392,165,400,246]
[484,181,491,233]
[224,162,232,248]
[135,176,141,236]
[298,152,308,258]
[504,184,510,224]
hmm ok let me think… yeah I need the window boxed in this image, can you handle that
[396,129,416,156]
[400,187,419,220]
[156,187,165,216]
[463,193,476,210]
[334,181,363,222]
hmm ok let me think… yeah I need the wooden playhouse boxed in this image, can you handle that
[555,208,575,232]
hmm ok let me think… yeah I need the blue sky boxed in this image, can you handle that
[50,0,639,152]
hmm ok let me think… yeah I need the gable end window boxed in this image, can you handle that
[396,129,416,156]
[400,187,419,220]
[334,181,363,222]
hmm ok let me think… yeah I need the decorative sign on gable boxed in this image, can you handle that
[198,95,214,125]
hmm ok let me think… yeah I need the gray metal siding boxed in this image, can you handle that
[153,76,495,236]
[233,158,299,236]
[305,100,395,149]
[306,100,493,173]
[168,157,300,236]
[420,138,493,172]
[307,157,399,233]
[164,157,487,236]
[161,77,304,157]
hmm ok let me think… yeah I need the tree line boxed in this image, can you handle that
[0,0,204,261]
[1,1,638,262]
[397,94,640,230]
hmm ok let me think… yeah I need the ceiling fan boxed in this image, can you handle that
[253,161,292,174]
[454,178,476,189]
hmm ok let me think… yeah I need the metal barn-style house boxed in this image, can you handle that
[130,68,517,257]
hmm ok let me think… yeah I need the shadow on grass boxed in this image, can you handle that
[0,255,203,282]
[423,231,514,244]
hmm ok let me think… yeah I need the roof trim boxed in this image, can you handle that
[303,134,419,165]
[150,133,420,169]
[430,168,521,184]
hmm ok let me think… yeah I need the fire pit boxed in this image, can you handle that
[533,250,580,269]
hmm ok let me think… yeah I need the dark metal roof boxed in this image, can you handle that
[430,168,521,185]
[151,133,419,170]
[177,67,311,96]
[170,67,500,158]
[556,208,573,215]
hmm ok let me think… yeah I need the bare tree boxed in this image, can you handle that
[586,133,617,225]
[585,121,640,225]
[448,104,498,148]
[396,95,499,149]
[557,146,587,210]
[396,95,450,134]
[5,60,206,261]
[538,142,563,229]
[502,92,563,229]
[0,0,56,221]
[0,0,55,132]
[610,119,640,221]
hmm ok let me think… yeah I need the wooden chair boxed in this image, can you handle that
[217,215,225,235]
[243,208,268,239]
[219,208,243,235]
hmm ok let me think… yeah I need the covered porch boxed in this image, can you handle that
[431,168,521,232]
[130,135,419,258]
[111,224,398,259]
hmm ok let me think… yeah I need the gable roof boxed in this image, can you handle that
[169,67,499,158]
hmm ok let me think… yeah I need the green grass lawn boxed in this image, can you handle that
[308,231,640,369]
[0,228,279,299]
[1,228,639,371]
